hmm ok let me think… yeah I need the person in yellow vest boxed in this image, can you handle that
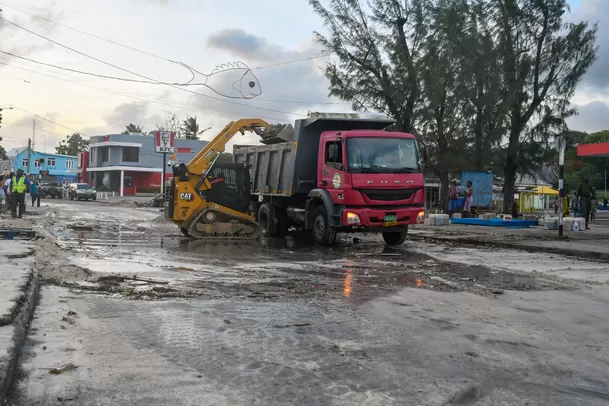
[11,169,31,218]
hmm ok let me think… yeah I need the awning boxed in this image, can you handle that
[531,186,559,196]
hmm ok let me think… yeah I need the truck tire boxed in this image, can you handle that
[313,205,337,246]
[382,228,408,245]
[258,203,278,238]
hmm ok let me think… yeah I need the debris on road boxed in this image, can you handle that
[46,363,78,375]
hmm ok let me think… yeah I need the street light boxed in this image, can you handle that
[40,134,47,153]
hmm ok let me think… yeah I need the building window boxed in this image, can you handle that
[48,158,56,167]
[66,160,74,169]
[122,147,139,163]
[22,158,28,167]
[89,149,93,163]
[101,147,109,162]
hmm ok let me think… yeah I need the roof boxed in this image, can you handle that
[577,142,609,157]
[6,146,27,157]
[10,147,77,159]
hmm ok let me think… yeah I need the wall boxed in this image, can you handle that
[12,149,77,180]
[89,134,208,169]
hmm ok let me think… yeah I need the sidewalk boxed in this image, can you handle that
[0,241,39,399]
[410,220,609,261]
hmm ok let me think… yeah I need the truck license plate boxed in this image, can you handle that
[383,214,397,227]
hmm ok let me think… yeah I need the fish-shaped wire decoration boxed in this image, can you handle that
[0,49,263,100]
[177,61,262,99]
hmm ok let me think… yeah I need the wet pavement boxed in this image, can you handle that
[7,200,609,405]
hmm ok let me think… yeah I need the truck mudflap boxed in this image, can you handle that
[305,189,344,229]
[340,206,425,228]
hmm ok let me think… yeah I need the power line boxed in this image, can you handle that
[11,121,66,137]
[252,52,333,70]
[0,61,295,122]
[0,50,345,106]
[0,2,178,64]
[0,2,333,71]
[9,106,87,136]
[0,15,307,118]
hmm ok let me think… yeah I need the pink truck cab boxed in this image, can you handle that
[234,112,425,246]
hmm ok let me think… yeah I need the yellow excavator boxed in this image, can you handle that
[165,118,275,239]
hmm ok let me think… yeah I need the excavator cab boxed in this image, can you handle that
[203,162,251,214]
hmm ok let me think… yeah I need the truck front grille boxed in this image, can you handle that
[358,188,421,201]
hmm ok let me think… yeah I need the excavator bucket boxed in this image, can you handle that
[258,124,294,145]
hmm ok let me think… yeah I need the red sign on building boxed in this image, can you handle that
[154,131,175,153]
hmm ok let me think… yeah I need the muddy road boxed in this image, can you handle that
[9,200,609,405]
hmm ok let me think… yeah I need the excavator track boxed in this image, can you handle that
[185,208,261,240]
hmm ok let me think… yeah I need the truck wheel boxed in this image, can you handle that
[382,228,408,245]
[258,203,278,237]
[313,205,337,246]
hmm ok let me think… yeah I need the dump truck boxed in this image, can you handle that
[233,111,426,246]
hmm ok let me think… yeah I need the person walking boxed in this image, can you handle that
[11,169,30,218]
[30,180,39,207]
[0,175,5,213]
[448,179,459,218]
[5,171,14,214]
[576,175,595,230]
[464,181,474,216]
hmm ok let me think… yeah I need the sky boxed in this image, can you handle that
[0,0,605,154]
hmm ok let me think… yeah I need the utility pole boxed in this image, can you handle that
[556,136,566,237]
[605,169,607,198]
[32,119,36,150]
[27,138,32,175]
[161,153,167,195]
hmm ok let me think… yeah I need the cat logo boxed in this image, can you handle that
[180,192,194,201]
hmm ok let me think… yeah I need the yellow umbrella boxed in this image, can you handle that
[532,186,559,196]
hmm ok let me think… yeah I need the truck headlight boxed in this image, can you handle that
[346,212,360,225]
[417,211,425,224]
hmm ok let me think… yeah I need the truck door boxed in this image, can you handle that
[320,139,345,192]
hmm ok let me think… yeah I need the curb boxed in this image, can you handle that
[0,264,40,400]
[409,234,609,262]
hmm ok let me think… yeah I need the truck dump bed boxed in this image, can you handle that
[233,112,395,197]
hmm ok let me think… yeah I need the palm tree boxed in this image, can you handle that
[122,124,144,134]
[181,116,210,140]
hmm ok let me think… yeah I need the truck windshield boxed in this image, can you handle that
[346,137,421,173]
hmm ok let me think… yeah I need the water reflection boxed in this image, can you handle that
[343,270,353,297]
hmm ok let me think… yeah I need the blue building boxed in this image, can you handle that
[11,148,77,183]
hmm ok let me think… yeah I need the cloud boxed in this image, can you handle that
[103,101,164,133]
[568,100,609,132]
[0,2,63,60]
[194,30,353,149]
[207,29,285,61]
[571,0,609,93]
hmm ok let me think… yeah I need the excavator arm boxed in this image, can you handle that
[187,118,271,177]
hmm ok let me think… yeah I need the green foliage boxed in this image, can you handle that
[216,153,233,163]
[180,116,210,140]
[0,144,7,160]
[122,124,144,134]
[55,133,89,156]
[310,0,598,211]
[563,130,609,197]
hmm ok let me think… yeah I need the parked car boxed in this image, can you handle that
[39,181,63,199]
[69,183,97,201]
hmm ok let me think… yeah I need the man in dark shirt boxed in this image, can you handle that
[577,176,595,230]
